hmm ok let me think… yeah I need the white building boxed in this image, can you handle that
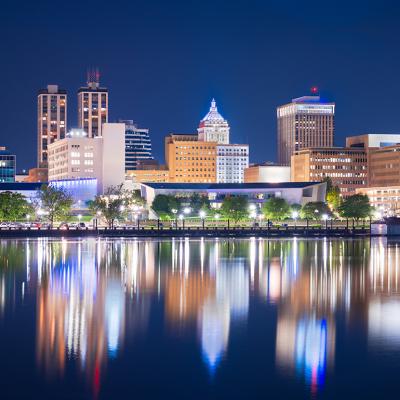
[216,144,249,183]
[48,123,125,194]
[244,164,291,183]
[198,99,230,144]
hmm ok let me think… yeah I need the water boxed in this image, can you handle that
[0,237,399,399]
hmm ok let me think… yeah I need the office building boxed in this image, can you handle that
[368,144,400,187]
[346,134,400,149]
[244,164,291,183]
[216,144,249,183]
[291,147,368,196]
[277,95,335,165]
[165,134,217,183]
[119,120,153,171]
[47,124,125,194]
[140,182,327,209]
[0,147,16,182]
[78,70,108,137]
[25,168,48,183]
[198,99,230,144]
[357,186,400,217]
[37,85,67,167]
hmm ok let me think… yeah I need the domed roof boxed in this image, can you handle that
[201,99,225,123]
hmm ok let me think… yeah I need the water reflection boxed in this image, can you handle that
[1,237,400,397]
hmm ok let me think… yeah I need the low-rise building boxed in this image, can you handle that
[357,186,400,217]
[244,164,290,183]
[48,123,125,194]
[25,168,48,183]
[291,147,368,196]
[140,182,326,209]
[0,147,16,183]
[165,134,217,183]
[216,144,249,183]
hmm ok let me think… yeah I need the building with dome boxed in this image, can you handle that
[198,99,230,144]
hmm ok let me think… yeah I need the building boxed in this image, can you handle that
[47,124,125,194]
[291,147,367,196]
[77,70,108,138]
[357,186,400,217]
[368,144,400,187]
[25,168,48,183]
[216,144,249,183]
[346,134,400,149]
[37,85,67,167]
[126,168,169,188]
[277,95,335,166]
[119,120,153,171]
[165,134,217,183]
[0,147,16,183]
[198,99,230,144]
[244,164,291,183]
[140,182,327,209]
[15,170,29,182]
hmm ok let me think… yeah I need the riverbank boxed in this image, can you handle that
[0,226,370,238]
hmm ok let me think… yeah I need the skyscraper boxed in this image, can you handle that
[78,70,108,138]
[37,85,67,167]
[198,99,230,144]
[119,120,153,171]
[277,95,335,166]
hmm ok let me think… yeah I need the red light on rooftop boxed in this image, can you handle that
[311,86,318,94]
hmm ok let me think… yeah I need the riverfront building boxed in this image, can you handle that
[277,95,335,166]
[0,147,16,183]
[198,99,230,144]
[47,124,125,194]
[78,71,108,138]
[291,147,368,196]
[140,182,327,209]
[37,85,67,167]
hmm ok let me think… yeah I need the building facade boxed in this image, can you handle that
[368,145,400,187]
[356,186,400,217]
[244,164,291,183]
[277,96,335,166]
[291,147,368,196]
[48,124,125,194]
[78,72,108,138]
[198,99,230,144]
[25,168,48,183]
[165,134,217,183]
[0,147,16,183]
[216,144,249,183]
[37,85,67,167]
[346,134,400,149]
[119,120,153,171]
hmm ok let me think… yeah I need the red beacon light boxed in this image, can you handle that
[311,86,319,94]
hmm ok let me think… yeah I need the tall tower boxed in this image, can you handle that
[78,69,108,137]
[37,85,67,167]
[198,99,230,144]
[277,94,335,166]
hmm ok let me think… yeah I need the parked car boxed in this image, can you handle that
[77,222,86,229]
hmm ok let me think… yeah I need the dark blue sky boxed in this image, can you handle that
[2,0,400,170]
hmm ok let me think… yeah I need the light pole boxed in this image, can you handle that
[292,211,299,229]
[171,208,178,229]
[214,214,220,230]
[322,214,328,230]
[199,210,206,229]
[96,211,101,229]
[179,214,184,229]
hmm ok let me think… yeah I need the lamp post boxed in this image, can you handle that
[292,211,299,229]
[322,214,328,230]
[214,214,220,230]
[171,208,178,229]
[179,214,184,229]
[199,210,206,229]
[96,211,101,229]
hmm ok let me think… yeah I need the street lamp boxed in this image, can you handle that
[178,213,184,229]
[183,207,191,215]
[199,210,206,228]
[171,208,178,229]
[322,213,328,229]
[292,211,299,228]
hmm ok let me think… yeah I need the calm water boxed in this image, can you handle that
[0,237,399,399]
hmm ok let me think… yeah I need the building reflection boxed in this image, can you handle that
[2,237,400,395]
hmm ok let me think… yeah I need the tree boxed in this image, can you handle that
[262,197,290,220]
[189,193,210,213]
[37,185,73,226]
[322,176,333,193]
[290,203,302,213]
[338,194,372,220]
[220,196,248,222]
[151,194,181,219]
[300,201,331,220]
[0,191,34,222]
[326,185,341,211]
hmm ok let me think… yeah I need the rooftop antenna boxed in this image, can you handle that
[87,67,100,89]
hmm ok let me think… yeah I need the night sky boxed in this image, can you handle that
[2,0,400,171]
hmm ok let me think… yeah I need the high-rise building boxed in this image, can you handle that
[277,95,335,166]
[291,147,368,196]
[47,124,125,194]
[37,85,67,167]
[198,99,230,144]
[0,147,16,183]
[119,120,153,171]
[165,134,217,183]
[216,144,249,183]
[78,70,108,138]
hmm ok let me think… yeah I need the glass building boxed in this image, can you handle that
[0,147,16,182]
[119,120,153,171]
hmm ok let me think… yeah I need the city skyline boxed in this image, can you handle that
[3,0,400,170]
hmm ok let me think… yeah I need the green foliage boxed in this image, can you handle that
[326,185,341,210]
[220,196,249,222]
[300,201,331,220]
[151,194,182,219]
[262,197,290,220]
[37,185,74,226]
[189,193,211,213]
[0,191,34,221]
[89,184,144,227]
[290,203,302,213]
[338,194,372,220]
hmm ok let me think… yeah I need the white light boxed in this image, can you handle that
[119,205,125,212]
[322,214,328,221]
[214,214,220,220]
[249,211,256,219]
[26,214,30,220]
[171,208,178,214]
[78,214,82,220]
[178,214,184,220]
[183,207,191,214]
[249,204,256,211]
[199,210,206,219]
[292,211,299,219]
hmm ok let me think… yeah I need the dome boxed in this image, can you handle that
[201,99,225,123]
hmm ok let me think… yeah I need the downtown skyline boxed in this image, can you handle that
[3,0,400,170]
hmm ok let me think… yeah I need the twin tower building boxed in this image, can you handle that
[37,73,249,186]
